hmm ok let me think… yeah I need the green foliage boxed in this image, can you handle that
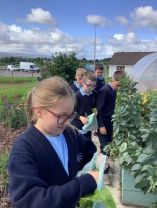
[132,106,157,193]
[0,96,27,129]
[0,151,9,188]
[79,188,116,208]
[40,52,80,84]
[106,76,157,194]
[0,77,37,105]
[0,77,36,128]
[106,76,143,164]
[151,203,157,208]
[0,76,37,84]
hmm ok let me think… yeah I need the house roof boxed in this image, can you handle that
[109,52,155,65]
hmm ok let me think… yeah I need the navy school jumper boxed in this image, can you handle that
[8,125,97,208]
[71,90,95,130]
[96,84,116,142]
[70,83,80,92]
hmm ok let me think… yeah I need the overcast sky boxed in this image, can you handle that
[0,0,157,59]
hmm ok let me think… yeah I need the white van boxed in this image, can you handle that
[20,62,40,72]
[7,65,19,71]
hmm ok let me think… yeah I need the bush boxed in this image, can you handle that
[0,96,27,129]
[40,52,80,84]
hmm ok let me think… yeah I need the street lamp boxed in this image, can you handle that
[93,24,97,68]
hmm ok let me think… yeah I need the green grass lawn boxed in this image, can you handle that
[0,77,38,104]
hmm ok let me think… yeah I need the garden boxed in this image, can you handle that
[0,73,157,207]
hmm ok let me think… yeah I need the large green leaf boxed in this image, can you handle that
[131,163,142,171]
[136,153,149,163]
[79,188,116,208]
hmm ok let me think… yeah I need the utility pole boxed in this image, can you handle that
[93,24,97,69]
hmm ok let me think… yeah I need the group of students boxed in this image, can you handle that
[8,65,125,208]
[70,65,125,155]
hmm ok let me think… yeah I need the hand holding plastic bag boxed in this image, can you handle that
[82,109,98,132]
[78,153,114,208]
[77,153,107,189]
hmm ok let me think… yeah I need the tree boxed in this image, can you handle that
[41,52,80,84]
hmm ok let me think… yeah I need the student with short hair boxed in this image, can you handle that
[96,70,126,154]
[8,76,99,208]
[93,64,105,136]
[71,68,86,92]
[72,71,97,140]
[94,64,105,93]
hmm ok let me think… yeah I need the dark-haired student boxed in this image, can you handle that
[96,70,126,154]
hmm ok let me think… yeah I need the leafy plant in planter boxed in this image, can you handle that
[106,76,143,167]
[106,76,157,194]
[131,103,157,193]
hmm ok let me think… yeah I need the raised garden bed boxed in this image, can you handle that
[121,169,157,207]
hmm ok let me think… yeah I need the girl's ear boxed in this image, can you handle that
[34,106,43,118]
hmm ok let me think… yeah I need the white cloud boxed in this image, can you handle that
[0,23,74,55]
[113,34,124,41]
[0,23,11,42]
[131,6,157,29]
[108,32,157,55]
[0,22,157,60]
[115,16,129,26]
[26,8,56,25]
[86,15,110,27]
[110,32,140,45]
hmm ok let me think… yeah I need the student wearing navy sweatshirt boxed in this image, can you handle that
[94,64,105,93]
[71,71,96,140]
[8,76,99,208]
[96,70,126,154]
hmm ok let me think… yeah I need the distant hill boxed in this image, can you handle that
[0,52,51,58]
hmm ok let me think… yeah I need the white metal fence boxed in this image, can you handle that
[0,70,41,78]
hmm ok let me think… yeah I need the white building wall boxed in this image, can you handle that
[126,65,134,76]
[108,65,133,77]
[108,65,116,77]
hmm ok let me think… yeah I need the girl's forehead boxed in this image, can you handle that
[52,97,75,108]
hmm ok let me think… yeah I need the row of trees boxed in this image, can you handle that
[0,54,110,66]
[0,56,47,68]
[0,52,110,84]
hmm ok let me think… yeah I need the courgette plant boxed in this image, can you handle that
[131,104,157,193]
[105,76,157,194]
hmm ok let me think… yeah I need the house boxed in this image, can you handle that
[108,52,155,77]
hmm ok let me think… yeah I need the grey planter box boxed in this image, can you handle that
[121,168,157,207]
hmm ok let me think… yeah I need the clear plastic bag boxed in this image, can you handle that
[82,112,98,132]
[78,153,114,208]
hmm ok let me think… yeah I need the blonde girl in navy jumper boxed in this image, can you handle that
[8,76,99,208]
